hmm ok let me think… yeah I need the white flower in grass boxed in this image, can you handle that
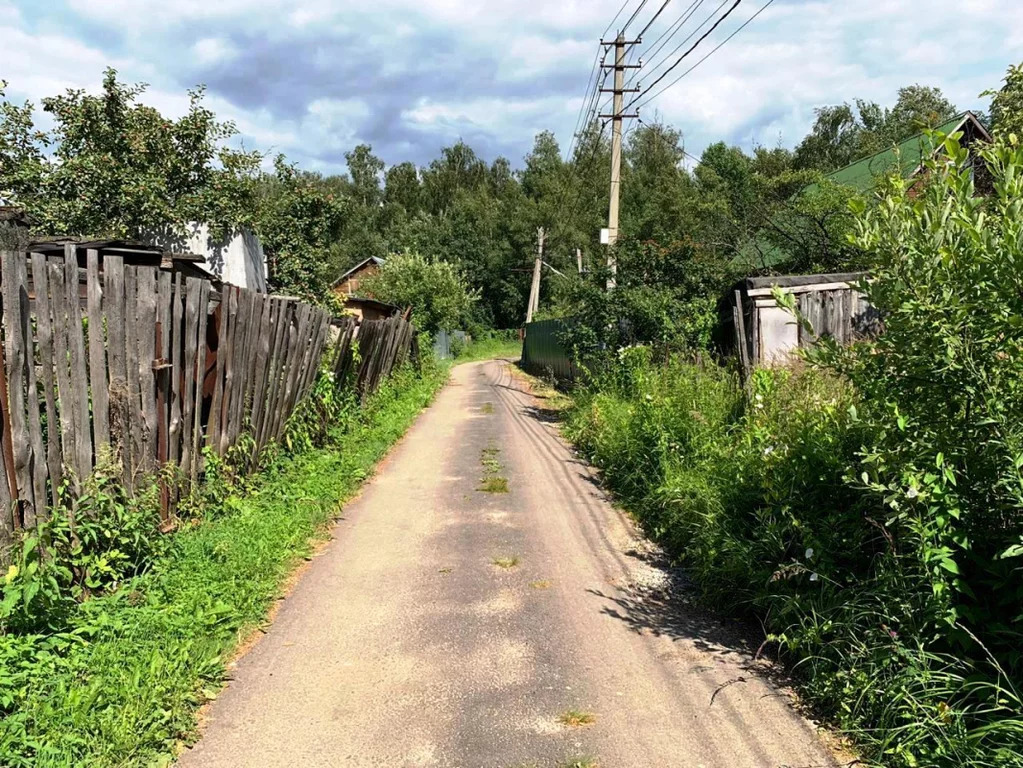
[906,487,919,499]
[805,547,814,560]
[809,573,819,582]
[763,445,775,457]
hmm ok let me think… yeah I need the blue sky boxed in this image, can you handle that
[3,0,1022,175]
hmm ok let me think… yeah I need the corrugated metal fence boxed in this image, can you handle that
[521,318,577,382]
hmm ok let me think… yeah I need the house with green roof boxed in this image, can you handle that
[804,111,991,196]
[723,112,991,369]
[736,111,992,271]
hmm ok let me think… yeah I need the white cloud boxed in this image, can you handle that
[6,0,1023,173]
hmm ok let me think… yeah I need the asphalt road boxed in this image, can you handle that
[177,359,837,768]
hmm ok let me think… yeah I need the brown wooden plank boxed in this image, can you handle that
[0,281,15,542]
[257,299,289,453]
[189,280,211,481]
[123,265,141,490]
[18,252,47,525]
[168,272,185,485]
[206,287,226,451]
[136,268,158,473]
[47,261,78,491]
[30,253,63,509]
[86,249,110,451]
[248,295,272,461]
[103,254,128,476]
[216,286,239,455]
[2,251,34,523]
[63,244,93,482]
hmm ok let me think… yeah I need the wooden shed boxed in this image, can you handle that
[725,272,880,368]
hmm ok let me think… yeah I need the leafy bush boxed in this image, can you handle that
[563,134,1023,768]
[362,250,477,335]
[0,354,446,767]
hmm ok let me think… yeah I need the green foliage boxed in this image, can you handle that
[558,237,739,368]
[255,156,349,300]
[454,329,521,362]
[562,133,1023,768]
[0,357,446,767]
[0,70,259,239]
[794,86,958,173]
[984,61,1023,138]
[363,251,477,335]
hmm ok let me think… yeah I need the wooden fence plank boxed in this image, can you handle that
[258,299,290,453]
[217,286,239,456]
[20,255,45,528]
[123,266,142,489]
[86,249,110,451]
[31,252,63,509]
[155,270,172,518]
[206,289,227,451]
[136,268,158,473]
[63,244,93,482]
[48,261,78,492]
[190,279,210,482]
[168,272,184,486]
[228,289,253,447]
[248,295,272,462]
[2,251,33,523]
[103,254,129,477]
[179,277,200,487]
[0,275,15,544]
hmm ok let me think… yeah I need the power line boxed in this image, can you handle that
[629,0,674,49]
[627,0,720,89]
[620,0,651,34]
[625,0,744,112]
[602,0,636,36]
[566,44,608,161]
[625,0,705,87]
[635,0,776,111]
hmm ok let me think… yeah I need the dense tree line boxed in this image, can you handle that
[2,65,1021,329]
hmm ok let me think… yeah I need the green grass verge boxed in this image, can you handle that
[0,365,447,768]
[454,331,521,363]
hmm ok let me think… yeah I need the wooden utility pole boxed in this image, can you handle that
[599,33,639,290]
[525,227,545,324]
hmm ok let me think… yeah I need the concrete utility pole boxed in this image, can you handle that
[576,247,583,274]
[525,226,545,325]
[599,33,640,290]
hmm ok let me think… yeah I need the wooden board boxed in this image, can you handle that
[63,244,93,483]
[86,249,110,451]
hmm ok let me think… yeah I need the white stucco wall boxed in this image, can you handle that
[147,222,268,293]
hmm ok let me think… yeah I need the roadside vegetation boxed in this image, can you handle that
[562,135,1023,767]
[0,361,446,767]
[454,330,522,362]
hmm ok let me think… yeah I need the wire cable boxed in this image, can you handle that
[625,0,743,112]
[634,0,775,111]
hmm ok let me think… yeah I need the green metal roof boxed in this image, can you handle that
[810,112,972,194]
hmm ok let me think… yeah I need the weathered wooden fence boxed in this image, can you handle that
[0,245,415,553]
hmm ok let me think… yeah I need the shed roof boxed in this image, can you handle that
[333,256,386,286]
[807,111,990,195]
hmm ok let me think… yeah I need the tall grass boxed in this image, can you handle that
[564,349,1023,768]
[0,362,446,767]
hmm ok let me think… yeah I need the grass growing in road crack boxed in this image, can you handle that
[480,402,494,414]
[559,757,599,768]
[0,365,446,768]
[477,444,509,493]
[529,580,552,589]
[492,556,520,569]
[557,709,596,727]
